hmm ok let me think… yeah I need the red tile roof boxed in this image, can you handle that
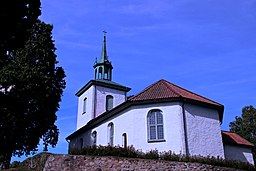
[129,79,222,107]
[222,131,254,147]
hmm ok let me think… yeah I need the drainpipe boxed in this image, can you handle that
[182,100,189,156]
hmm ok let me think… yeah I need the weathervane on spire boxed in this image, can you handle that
[103,30,107,36]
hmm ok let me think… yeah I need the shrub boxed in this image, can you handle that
[9,161,20,168]
[70,145,139,158]
[144,149,159,159]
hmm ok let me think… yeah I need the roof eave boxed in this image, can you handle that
[66,100,132,140]
[75,80,131,97]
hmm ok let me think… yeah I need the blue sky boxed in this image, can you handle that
[12,0,256,161]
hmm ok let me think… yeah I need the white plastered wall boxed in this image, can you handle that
[76,86,95,130]
[73,101,225,159]
[94,86,126,117]
[184,104,225,158]
[88,102,185,154]
[76,85,127,130]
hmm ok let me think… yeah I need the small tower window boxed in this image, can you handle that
[106,95,113,111]
[99,67,103,79]
[83,97,87,114]
[108,122,114,146]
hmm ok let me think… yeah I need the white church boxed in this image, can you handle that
[66,33,254,165]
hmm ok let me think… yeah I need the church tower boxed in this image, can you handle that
[75,32,131,130]
[93,31,113,81]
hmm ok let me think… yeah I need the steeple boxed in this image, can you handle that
[94,31,113,81]
[100,31,108,63]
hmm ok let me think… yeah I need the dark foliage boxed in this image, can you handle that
[0,0,41,54]
[70,145,139,158]
[0,20,66,169]
[229,105,256,164]
[70,146,256,171]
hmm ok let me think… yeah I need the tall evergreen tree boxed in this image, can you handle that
[0,20,66,169]
[229,105,256,163]
[0,0,41,54]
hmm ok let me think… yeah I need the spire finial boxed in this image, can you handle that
[103,30,107,36]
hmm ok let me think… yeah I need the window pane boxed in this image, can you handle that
[106,95,113,111]
[108,123,114,146]
[157,125,164,139]
[150,126,156,139]
[92,131,97,145]
[83,98,87,113]
[149,113,155,125]
[156,112,163,124]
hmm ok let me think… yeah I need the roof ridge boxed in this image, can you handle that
[161,79,181,97]
[129,79,163,101]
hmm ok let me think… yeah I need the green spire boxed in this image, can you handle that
[100,30,108,63]
[93,31,113,81]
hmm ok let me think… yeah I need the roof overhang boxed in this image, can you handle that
[76,80,131,97]
[222,131,254,148]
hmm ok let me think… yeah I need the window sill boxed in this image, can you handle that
[148,139,166,143]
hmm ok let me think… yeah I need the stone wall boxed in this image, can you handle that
[43,155,242,171]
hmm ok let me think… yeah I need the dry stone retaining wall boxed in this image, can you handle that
[43,155,242,171]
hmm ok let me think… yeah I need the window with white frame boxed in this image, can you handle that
[147,109,164,141]
[106,95,113,111]
[83,97,87,114]
[108,122,114,146]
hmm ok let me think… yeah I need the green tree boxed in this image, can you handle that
[0,0,41,54]
[229,105,256,163]
[0,20,66,169]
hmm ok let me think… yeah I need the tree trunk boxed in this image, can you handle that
[0,153,11,170]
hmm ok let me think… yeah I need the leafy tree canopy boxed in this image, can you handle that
[229,105,256,163]
[0,0,41,53]
[0,20,66,169]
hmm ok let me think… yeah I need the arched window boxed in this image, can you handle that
[108,123,114,146]
[104,69,108,80]
[80,138,83,149]
[106,95,113,111]
[83,97,87,114]
[122,133,127,148]
[147,109,164,141]
[92,131,97,146]
[99,67,103,79]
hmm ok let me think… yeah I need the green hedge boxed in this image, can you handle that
[70,145,255,171]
